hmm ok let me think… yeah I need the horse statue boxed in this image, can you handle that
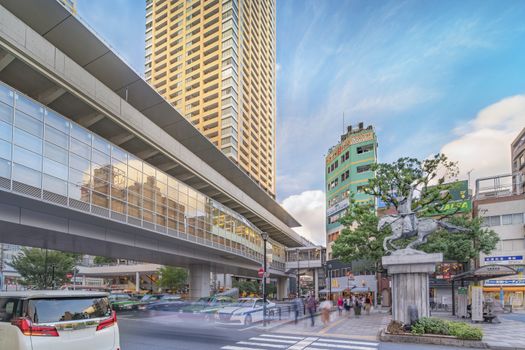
[379,185,468,253]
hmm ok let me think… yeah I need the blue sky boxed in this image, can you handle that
[77,1,525,243]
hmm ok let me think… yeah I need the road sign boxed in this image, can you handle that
[258,268,264,278]
[66,273,73,279]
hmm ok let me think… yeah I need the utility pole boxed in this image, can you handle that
[0,244,4,291]
[260,232,269,327]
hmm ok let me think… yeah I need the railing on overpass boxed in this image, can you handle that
[0,82,292,269]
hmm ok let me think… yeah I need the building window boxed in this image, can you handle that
[357,144,374,154]
[341,151,349,162]
[356,164,371,173]
[341,170,349,182]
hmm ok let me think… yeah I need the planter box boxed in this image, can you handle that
[379,329,487,348]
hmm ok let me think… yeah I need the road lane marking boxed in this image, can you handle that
[222,346,269,350]
[287,337,318,350]
[319,317,348,334]
[260,334,304,340]
[237,341,288,348]
[249,337,297,343]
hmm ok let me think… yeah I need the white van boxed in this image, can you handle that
[0,291,120,350]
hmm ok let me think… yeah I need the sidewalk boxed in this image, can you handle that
[433,311,525,350]
[260,308,390,341]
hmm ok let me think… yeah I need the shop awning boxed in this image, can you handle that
[452,264,517,283]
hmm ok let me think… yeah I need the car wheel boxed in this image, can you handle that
[244,314,252,326]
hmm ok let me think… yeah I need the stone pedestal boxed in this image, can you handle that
[382,252,442,324]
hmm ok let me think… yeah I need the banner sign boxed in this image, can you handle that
[484,255,523,264]
[484,279,525,286]
[326,131,374,163]
[422,180,472,216]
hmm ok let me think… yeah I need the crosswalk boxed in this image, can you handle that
[221,334,379,350]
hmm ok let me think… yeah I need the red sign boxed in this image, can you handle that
[66,273,73,279]
[258,268,264,278]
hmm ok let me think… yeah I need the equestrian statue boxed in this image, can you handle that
[379,184,467,254]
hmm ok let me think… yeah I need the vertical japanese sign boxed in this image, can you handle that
[471,286,483,321]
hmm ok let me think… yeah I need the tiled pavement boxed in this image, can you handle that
[433,311,525,350]
[265,309,390,341]
[263,309,525,349]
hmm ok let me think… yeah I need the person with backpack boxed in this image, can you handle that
[354,295,362,317]
[292,294,303,324]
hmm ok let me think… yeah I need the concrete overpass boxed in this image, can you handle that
[0,0,317,298]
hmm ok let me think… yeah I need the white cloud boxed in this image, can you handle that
[281,190,325,246]
[441,94,525,184]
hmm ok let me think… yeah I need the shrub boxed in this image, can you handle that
[411,317,483,340]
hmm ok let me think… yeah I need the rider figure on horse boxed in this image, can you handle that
[398,185,417,234]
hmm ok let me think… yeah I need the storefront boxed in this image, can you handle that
[483,278,525,309]
[319,274,377,304]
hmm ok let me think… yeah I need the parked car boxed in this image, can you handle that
[179,296,234,320]
[145,294,188,312]
[0,290,119,350]
[109,293,141,311]
[215,297,275,325]
[137,294,165,310]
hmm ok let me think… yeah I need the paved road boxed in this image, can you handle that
[118,310,466,350]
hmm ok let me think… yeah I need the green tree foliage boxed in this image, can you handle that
[93,256,118,265]
[156,266,188,292]
[232,280,260,295]
[422,216,499,264]
[331,201,390,272]
[9,248,78,289]
[333,154,498,268]
[365,154,459,213]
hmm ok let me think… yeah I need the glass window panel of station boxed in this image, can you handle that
[0,102,13,124]
[44,110,69,134]
[93,178,110,195]
[111,145,127,164]
[143,209,154,223]
[127,165,143,192]
[111,198,127,215]
[70,138,91,159]
[13,128,42,155]
[44,141,68,165]
[43,174,67,196]
[0,138,11,160]
[68,182,89,202]
[44,125,68,149]
[93,135,110,154]
[13,145,42,171]
[92,191,109,208]
[0,85,14,106]
[69,153,91,175]
[110,160,127,188]
[43,158,68,181]
[0,158,11,178]
[69,168,90,188]
[15,94,43,121]
[15,111,43,138]
[0,120,12,142]
[127,190,141,207]
[12,163,41,188]
[92,149,110,167]
[128,204,142,219]
[71,123,92,145]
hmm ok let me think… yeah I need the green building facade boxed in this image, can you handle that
[325,123,377,258]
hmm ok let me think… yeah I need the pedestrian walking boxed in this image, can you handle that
[320,298,332,326]
[354,296,362,317]
[305,294,316,327]
[365,295,372,315]
[337,296,344,316]
[293,295,302,324]
[344,297,352,316]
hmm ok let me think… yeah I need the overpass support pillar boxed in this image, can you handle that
[276,277,289,300]
[135,271,140,292]
[189,265,211,299]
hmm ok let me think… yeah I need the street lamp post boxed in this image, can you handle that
[328,263,332,301]
[260,232,269,327]
[296,248,300,297]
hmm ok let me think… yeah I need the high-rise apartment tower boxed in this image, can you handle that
[145,0,276,197]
